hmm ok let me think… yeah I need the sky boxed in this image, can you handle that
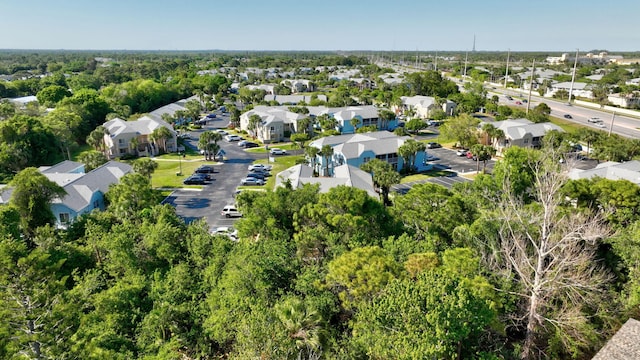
[1,0,639,52]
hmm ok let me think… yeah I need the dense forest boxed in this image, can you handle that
[2,146,640,359]
[1,50,640,359]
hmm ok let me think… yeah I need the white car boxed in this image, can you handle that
[248,164,272,172]
[595,122,607,128]
[588,117,602,123]
[269,148,287,155]
[456,149,468,157]
[226,134,242,142]
[216,129,229,135]
[211,226,238,240]
[221,205,242,218]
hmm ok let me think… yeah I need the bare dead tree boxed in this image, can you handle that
[491,149,612,359]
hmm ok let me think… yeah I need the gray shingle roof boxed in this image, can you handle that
[569,160,640,185]
[49,160,132,212]
[592,318,640,360]
[104,116,175,137]
[39,160,84,174]
[275,164,376,197]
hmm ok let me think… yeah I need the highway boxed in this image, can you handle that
[487,87,640,139]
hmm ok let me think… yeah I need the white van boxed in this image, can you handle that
[221,205,242,218]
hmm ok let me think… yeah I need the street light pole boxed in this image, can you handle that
[178,151,182,175]
[567,49,579,105]
[608,111,616,136]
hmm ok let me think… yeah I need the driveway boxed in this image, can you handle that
[162,111,260,231]
[426,147,496,174]
[392,174,470,194]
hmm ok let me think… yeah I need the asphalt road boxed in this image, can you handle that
[163,111,261,231]
[489,88,640,139]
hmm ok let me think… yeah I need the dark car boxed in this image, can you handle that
[427,142,442,149]
[246,172,267,180]
[564,114,573,119]
[195,165,216,174]
[183,176,206,185]
[248,168,271,176]
[245,142,259,148]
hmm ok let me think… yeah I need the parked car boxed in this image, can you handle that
[221,205,242,218]
[226,134,243,142]
[425,154,439,162]
[564,114,573,119]
[192,172,211,180]
[240,177,265,186]
[246,172,267,180]
[426,142,442,149]
[195,165,215,174]
[239,141,259,148]
[248,164,272,172]
[249,168,271,176]
[456,149,468,157]
[269,148,287,155]
[206,113,217,119]
[211,226,238,240]
[183,175,206,185]
[466,151,474,159]
[216,129,229,135]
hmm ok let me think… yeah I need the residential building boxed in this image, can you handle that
[263,94,327,105]
[607,93,640,108]
[546,82,593,99]
[246,84,276,94]
[0,160,132,228]
[103,116,178,158]
[240,106,305,143]
[485,119,564,154]
[281,79,315,93]
[308,131,429,176]
[568,160,640,185]
[399,95,457,118]
[239,105,397,142]
[275,164,377,198]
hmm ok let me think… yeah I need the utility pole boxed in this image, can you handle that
[608,111,616,136]
[434,50,438,72]
[526,59,536,114]
[463,51,468,78]
[567,49,579,105]
[504,49,510,89]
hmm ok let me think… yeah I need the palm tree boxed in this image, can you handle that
[377,109,396,130]
[86,126,108,155]
[128,137,139,157]
[305,146,320,176]
[150,127,173,154]
[248,114,262,139]
[398,139,426,173]
[319,145,334,176]
[361,159,401,206]
[276,298,325,359]
[349,117,361,133]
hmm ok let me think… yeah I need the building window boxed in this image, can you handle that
[60,213,70,224]
[94,200,100,208]
[118,138,125,145]
[524,139,529,144]
[363,157,371,163]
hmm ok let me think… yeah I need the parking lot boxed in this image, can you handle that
[162,111,260,231]
[426,146,496,174]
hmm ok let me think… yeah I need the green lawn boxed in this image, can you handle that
[549,117,585,134]
[248,154,303,189]
[150,154,220,188]
[400,169,457,183]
